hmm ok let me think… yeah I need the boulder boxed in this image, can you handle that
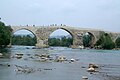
[87,67,95,72]
[0,53,3,58]
[89,63,99,68]
[55,56,67,62]
[82,76,88,80]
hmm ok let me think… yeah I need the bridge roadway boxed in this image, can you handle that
[11,25,120,48]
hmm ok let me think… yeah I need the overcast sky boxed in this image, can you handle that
[1,0,120,33]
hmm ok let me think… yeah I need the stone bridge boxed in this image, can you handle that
[11,25,120,48]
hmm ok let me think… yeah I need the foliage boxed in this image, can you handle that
[102,33,115,49]
[48,36,73,47]
[0,21,12,48]
[95,34,104,46]
[83,34,92,47]
[12,35,37,46]
[95,33,115,49]
[115,37,120,48]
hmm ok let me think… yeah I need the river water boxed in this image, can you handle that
[0,46,120,80]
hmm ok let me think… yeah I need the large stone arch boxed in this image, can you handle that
[10,26,37,46]
[58,27,85,48]
[47,27,74,39]
[47,27,74,46]
[12,28,36,36]
[11,26,37,35]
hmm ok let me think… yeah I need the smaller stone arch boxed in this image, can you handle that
[87,32,96,44]
[48,27,74,39]
[83,32,96,47]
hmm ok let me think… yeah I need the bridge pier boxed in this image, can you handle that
[35,40,49,48]
[70,35,84,48]
[71,41,84,48]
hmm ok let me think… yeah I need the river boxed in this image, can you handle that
[0,46,120,80]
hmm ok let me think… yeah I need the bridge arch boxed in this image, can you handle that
[76,30,96,48]
[48,27,74,47]
[87,32,96,45]
[59,27,74,38]
[12,28,36,35]
[11,28,37,46]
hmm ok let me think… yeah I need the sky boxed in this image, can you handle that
[0,0,120,33]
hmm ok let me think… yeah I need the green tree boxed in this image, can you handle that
[0,21,12,48]
[95,34,104,46]
[115,37,120,48]
[12,35,37,46]
[102,33,115,49]
[95,33,115,49]
[48,36,73,47]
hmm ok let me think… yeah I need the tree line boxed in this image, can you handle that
[48,37,73,47]
[12,35,37,46]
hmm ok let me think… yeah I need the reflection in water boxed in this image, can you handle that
[0,46,120,80]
